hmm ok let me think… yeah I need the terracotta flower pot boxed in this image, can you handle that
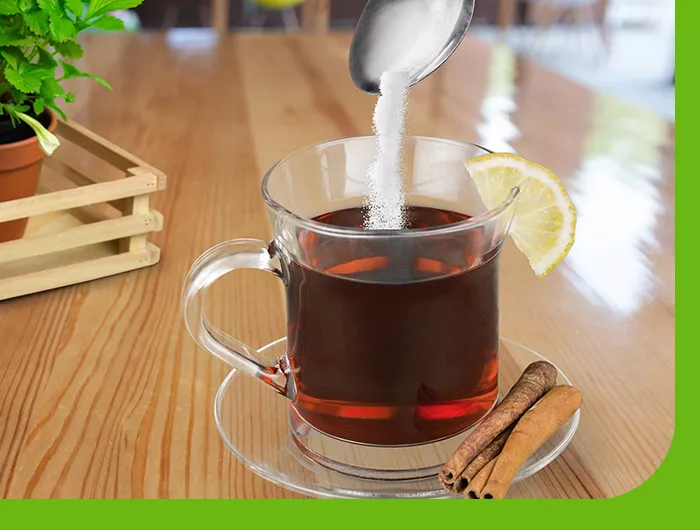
[0,110,57,243]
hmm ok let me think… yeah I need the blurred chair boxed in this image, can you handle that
[243,0,304,31]
[503,0,609,60]
[300,0,330,33]
[522,0,608,55]
[209,0,329,33]
[163,0,211,29]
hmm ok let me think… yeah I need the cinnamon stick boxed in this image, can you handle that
[439,361,557,490]
[480,385,583,499]
[451,424,515,494]
[465,457,497,499]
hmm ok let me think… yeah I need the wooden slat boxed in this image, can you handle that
[42,157,129,216]
[56,120,156,172]
[43,156,106,187]
[36,166,113,222]
[128,166,167,189]
[0,212,163,265]
[118,195,151,253]
[0,243,160,301]
[0,174,158,223]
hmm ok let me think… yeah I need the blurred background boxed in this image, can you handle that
[122,0,674,121]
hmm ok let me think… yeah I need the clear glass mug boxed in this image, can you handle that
[182,136,519,476]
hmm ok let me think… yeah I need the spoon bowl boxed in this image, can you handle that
[349,0,475,94]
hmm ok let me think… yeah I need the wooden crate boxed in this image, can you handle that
[0,119,166,301]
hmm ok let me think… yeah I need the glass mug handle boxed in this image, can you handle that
[181,239,289,395]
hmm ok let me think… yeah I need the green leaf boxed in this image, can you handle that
[0,27,34,46]
[0,36,33,46]
[23,9,50,35]
[4,61,53,93]
[92,75,111,89]
[10,87,27,104]
[19,0,36,12]
[49,14,75,42]
[64,91,74,103]
[1,38,35,47]
[74,19,89,32]
[29,64,53,79]
[60,60,112,89]
[3,103,33,125]
[86,0,142,20]
[0,0,21,15]
[33,96,45,114]
[90,14,124,31]
[45,99,67,120]
[5,66,41,93]
[0,48,24,70]
[64,0,82,16]
[36,0,62,15]
[59,60,81,77]
[7,109,18,125]
[6,108,18,125]
[37,46,57,67]
[0,84,11,109]
[54,40,83,59]
[86,0,109,18]
[40,76,64,100]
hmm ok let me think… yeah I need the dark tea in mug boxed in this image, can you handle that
[284,206,500,446]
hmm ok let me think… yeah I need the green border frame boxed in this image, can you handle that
[1,1,686,527]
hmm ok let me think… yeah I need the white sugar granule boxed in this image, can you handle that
[364,71,410,230]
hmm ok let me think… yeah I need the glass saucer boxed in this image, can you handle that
[214,337,580,499]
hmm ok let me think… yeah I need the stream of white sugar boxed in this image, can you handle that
[363,71,410,230]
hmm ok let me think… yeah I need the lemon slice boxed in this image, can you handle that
[465,153,576,278]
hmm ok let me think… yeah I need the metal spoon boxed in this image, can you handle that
[349,0,475,94]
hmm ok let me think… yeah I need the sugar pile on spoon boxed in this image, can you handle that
[364,71,410,230]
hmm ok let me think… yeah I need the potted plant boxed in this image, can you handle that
[0,0,142,243]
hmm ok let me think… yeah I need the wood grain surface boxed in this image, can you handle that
[0,32,674,499]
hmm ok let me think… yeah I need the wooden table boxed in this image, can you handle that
[0,32,674,499]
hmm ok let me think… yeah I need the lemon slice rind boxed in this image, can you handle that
[465,153,576,279]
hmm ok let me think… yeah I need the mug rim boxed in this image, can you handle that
[261,135,519,239]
